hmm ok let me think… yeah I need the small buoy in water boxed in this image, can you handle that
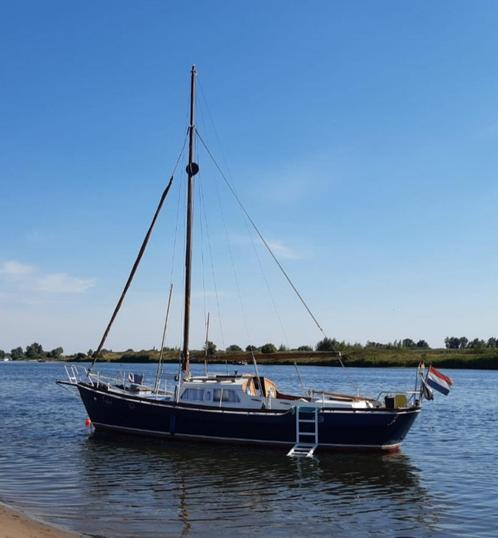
[85,418,92,427]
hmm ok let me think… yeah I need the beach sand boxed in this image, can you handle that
[0,502,80,538]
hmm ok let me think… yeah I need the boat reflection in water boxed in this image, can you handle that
[73,432,442,538]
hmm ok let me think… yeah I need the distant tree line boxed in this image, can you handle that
[205,337,431,355]
[206,342,281,355]
[365,339,429,349]
[444,336,498,349]
[1,342,64,360]
[205,336,498,353]
[4,336,498,361]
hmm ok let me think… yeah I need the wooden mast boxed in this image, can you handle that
[182,65,198,374]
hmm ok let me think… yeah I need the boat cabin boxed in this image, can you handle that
[178,374,280,409]
[177,373,376,410]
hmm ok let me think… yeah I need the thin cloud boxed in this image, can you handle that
[265,240,299,260]
[229,233,300,260]
[0,260,35,276]
[0,259,95,296]
[35,273,96,294]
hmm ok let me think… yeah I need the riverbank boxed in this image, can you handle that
[62,348,498,369]
[0,502,80,538]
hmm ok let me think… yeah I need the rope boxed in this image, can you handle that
[89,176,174,370]
[196,86,288,348]
[195,128,326,338]
[244,214,290,348]
[206,164,253,347]
[154,283,174,392]
[196,174,208,332]
[198,78,288,349]
[89,129,189,372]
[198,173,226,349]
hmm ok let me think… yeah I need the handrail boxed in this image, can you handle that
[308,389,377,403]
[375,390,419,400]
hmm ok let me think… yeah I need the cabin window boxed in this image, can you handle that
[181,388,205,401]
[213,388,240,403]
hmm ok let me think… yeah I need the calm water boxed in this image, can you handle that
[0,362,496,537]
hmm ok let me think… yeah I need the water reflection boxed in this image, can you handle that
[70,433,437,537]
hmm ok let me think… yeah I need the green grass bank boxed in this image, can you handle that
[66,348,498,369]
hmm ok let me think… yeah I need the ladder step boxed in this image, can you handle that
[287,443,317,458]
[289,406,319,458]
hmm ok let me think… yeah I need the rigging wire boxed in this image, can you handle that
[171,127,190,180]
[194,93,351,380]
[89,129,189,372]
[195,128,327,340]
[154,141,188,390]
[196,82,213,343]
[195,86,226,348]
[151,127,190,388]
[196,172,208,333]
[90,175,174,371]
[243,212,290,348]
[154,283,173,392]
[198,79,290,349]
[197,168,226,349]
[179,162,188,357]
[206,151,254,347]
[168,142,187,286]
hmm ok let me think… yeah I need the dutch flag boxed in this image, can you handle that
[426,365,453,396]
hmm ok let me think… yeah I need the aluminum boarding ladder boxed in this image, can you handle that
[287,405,318,458]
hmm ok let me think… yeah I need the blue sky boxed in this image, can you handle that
[1,1,498,353]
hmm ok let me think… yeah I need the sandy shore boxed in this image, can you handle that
[0,502,81,538]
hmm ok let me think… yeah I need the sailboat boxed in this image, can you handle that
[59,67,422,456]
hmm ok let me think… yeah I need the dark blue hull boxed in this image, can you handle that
[78,383,420,451]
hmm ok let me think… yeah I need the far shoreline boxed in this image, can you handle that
[69,348,498,369]
[5,347,497,369]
